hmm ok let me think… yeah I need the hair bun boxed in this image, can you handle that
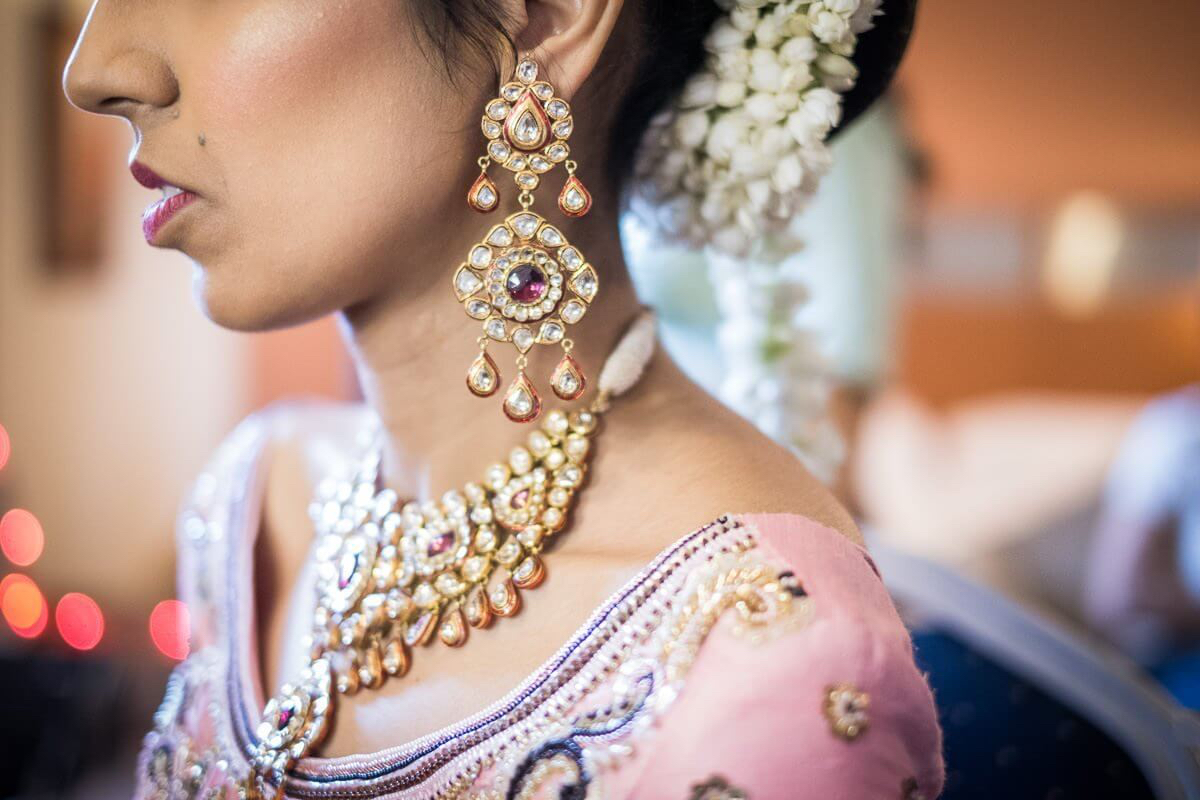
[634,0,883,259]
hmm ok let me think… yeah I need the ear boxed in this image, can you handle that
[503,0,627,100]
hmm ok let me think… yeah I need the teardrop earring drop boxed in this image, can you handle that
[558,161,592,218]
[466,340,501,397]
[468,161,499,213]
[550,340,586,401]
[503,360,542,423]
[453,54,601,422]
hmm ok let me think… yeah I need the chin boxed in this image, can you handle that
[188,262,327,333]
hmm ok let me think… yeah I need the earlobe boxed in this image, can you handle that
[514,0,626,100]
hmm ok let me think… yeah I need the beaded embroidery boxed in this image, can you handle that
[133,411,817,800]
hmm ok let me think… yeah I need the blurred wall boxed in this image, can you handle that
[0,0,249,620]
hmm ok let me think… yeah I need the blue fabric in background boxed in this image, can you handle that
[912,630,1156,799]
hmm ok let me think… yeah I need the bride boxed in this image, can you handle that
[63,0,942,797]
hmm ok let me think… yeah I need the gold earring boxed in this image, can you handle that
[454,55,598,423]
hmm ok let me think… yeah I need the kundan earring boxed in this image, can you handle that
[453,55,598,423]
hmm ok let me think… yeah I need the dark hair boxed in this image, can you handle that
[409,1,916,187]
[408,1,722,187]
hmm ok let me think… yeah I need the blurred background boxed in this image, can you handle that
[1,0,1198,797]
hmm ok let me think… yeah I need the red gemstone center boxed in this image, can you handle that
[427,532,456,558]
[510,488,530,509]
[506,263,547,304]
[278,708,293,729]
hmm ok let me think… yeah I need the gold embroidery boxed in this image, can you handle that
[689,774,749,799]
[824,683,870,741]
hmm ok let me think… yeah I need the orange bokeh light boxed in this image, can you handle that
[0,509,45,567]
[0,423,9,471]
[149,599,190,661]
[1,573,48,638]
[56,592,105,651]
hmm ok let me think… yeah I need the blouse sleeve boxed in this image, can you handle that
[623,512,945,800]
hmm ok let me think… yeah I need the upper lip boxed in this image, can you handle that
[130,160,197,194]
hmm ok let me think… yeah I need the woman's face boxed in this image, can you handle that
[64,1,495,331]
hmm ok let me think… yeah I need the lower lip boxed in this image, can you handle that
[142,191,199,243]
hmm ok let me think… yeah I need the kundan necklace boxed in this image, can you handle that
[244,309,658,795]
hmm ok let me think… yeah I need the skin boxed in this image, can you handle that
[64,0,859,755]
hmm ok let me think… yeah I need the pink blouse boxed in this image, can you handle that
[136,404,945,799]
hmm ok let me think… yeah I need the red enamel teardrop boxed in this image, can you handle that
[558,175,592,218]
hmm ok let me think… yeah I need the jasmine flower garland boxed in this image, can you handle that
[634,0,881,481]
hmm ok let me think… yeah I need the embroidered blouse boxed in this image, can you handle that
[135,403,945,799]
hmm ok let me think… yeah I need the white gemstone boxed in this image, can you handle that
[559,247,583,269]
[517,59,538,83]
[545,100,569,119]
[482,119,501,138]
[469,245,492,268]
[548,287,562,301]
[553,119,573,138]
[512,213,540,238]
[557,372,579,393]
[486,100,509,120]
[488,141,510,161]
[506,387,533,415]
[530,156,552,173]
[485,318,507,340]
[466,299,490,319]
[475,185,497,207]
[455,268,482,296]
[547,144,568,162]
[537,226,564,247]
[513,112,541,145]
[569,266,597,300]
[501,82,523,101]
[504,302,518,317]
[532,82,553,100]
[516,172,538,189]
[515,306,528,321]
[512,327,534,352]
[564,188,585,210]
[487,226,513,247]
[537,320,564,343]
[561,299,586,324]
[506,155,528,171]
[540,299,555,312]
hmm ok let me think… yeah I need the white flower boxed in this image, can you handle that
[715,79,748,107]
[771,153,804,192]
[674,109,711,149]
[680,74,718,108]
[744,91,783,123]
[705,113,752,163]
[817,52,858,91]
[754,13,785,47]
[780,36,817,65]
[730,7,760,32]
[706,19,747,53]
[809,9,850,45]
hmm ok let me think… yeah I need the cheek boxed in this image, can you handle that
[190,0,481,324]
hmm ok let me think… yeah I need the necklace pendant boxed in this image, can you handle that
[464,585,493,628]
[438,604,468,647]
[488,578,522,617]
[248,659,333,790]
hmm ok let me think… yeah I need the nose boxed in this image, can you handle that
[62,1,178,121]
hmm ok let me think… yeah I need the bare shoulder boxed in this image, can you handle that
[594,371,862,553]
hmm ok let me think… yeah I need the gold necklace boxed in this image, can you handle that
[244,310,657,795]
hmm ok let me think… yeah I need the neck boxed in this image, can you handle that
[339,197,651,498]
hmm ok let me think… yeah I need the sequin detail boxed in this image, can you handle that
[824,683,871,741]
